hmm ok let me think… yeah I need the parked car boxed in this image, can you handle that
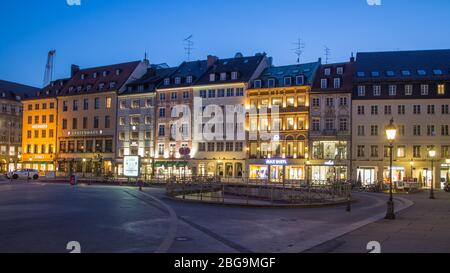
[6,169,39,180]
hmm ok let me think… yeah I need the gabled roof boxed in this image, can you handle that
[0,79,40,101]
[355,49,450,81]
[250,61,320,89]
[195,54,266,86]
[311,61,355,92]
[60,61,141,96]
[122,66,177,95]
[157,60,209,89]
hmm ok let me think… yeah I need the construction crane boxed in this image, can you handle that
[43,50,56,87]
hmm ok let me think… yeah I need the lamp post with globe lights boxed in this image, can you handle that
[385,118,397,220]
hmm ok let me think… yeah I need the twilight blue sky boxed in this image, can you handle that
[1,0,450,87]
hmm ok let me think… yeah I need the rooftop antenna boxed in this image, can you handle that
[183,35,194,61]
[292,38,305,64]
[43,49,56,87]
[324,46,331,64]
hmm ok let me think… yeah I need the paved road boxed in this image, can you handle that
[306,190,450,253]
[0,181,412,253]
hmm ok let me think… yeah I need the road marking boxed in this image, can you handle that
[136,190,252,253]
[124,190,178,253]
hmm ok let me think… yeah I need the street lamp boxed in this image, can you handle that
[428,148,436,199]
[385,118,397,220]
[82,158,86,178]
[409,160,414,179]
[306,160,311,186]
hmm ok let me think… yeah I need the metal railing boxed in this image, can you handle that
[166,177,352,206]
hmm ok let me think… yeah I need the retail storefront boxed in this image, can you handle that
[356,167,378,186]
[22,154,55,173]
[383,166,406,183]
[193,160,244,178]
[310,163,348,183]
[248,159,305,182]
[154,161,190,178]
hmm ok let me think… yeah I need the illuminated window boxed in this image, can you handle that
[438,84,445,95]
[286,97,295,107]
[397,146,406,158]
[287,118,295,130]
[106,98,112,109]
[271,98,282,106]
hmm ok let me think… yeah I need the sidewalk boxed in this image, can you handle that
[306,190,450,253]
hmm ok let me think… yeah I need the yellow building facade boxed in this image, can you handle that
[22,96,59,172]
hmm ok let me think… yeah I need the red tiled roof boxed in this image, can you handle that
[60,61,141,96]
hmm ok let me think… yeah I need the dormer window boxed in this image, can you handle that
[110,81,117,89]
[358,85,366,96]
[284,77,292,86]
[417,69,427,76]
[102,71,108,77]
[77,86,82,92]
[357,71,365,77]
[186,76,193,84]
[86,85,92,91]
[321,79,328,89]
[254,80,262,88]
[386,71,395,77]
[231,71,238,80]
[81,74,86,80]
[433,69,443,75]
[333,78,341,89]
[68,86,74,92]
[164,78,170,85]
[99,83,105,90]
[267,79,275,88]
[116,69,122,76]
[60,81,64,86]
[336,67,344,75]
[175,77,181,85]
[388,85,397,96]
[324,68,331,76]
[402,70,411,76]
[93,72,98,78]
[209,73,216,82]
[296,75,304,85]
[220,73,227,81]
[371,71,380,77]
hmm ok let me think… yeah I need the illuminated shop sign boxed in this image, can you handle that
[32,124,48,129]
[265,159,288,165]
[68,130,103,136]
[324,161,335,166]
[124,156,140,177]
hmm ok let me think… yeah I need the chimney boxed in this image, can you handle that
[71,64,80,77]
[350,52,355,63]
[267,57,273,67]
[207,55,218,68]
[318,57,322,64]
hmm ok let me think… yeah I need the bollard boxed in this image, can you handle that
[138,180,143,191]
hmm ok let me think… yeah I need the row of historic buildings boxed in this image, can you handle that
[7,49,450,188]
